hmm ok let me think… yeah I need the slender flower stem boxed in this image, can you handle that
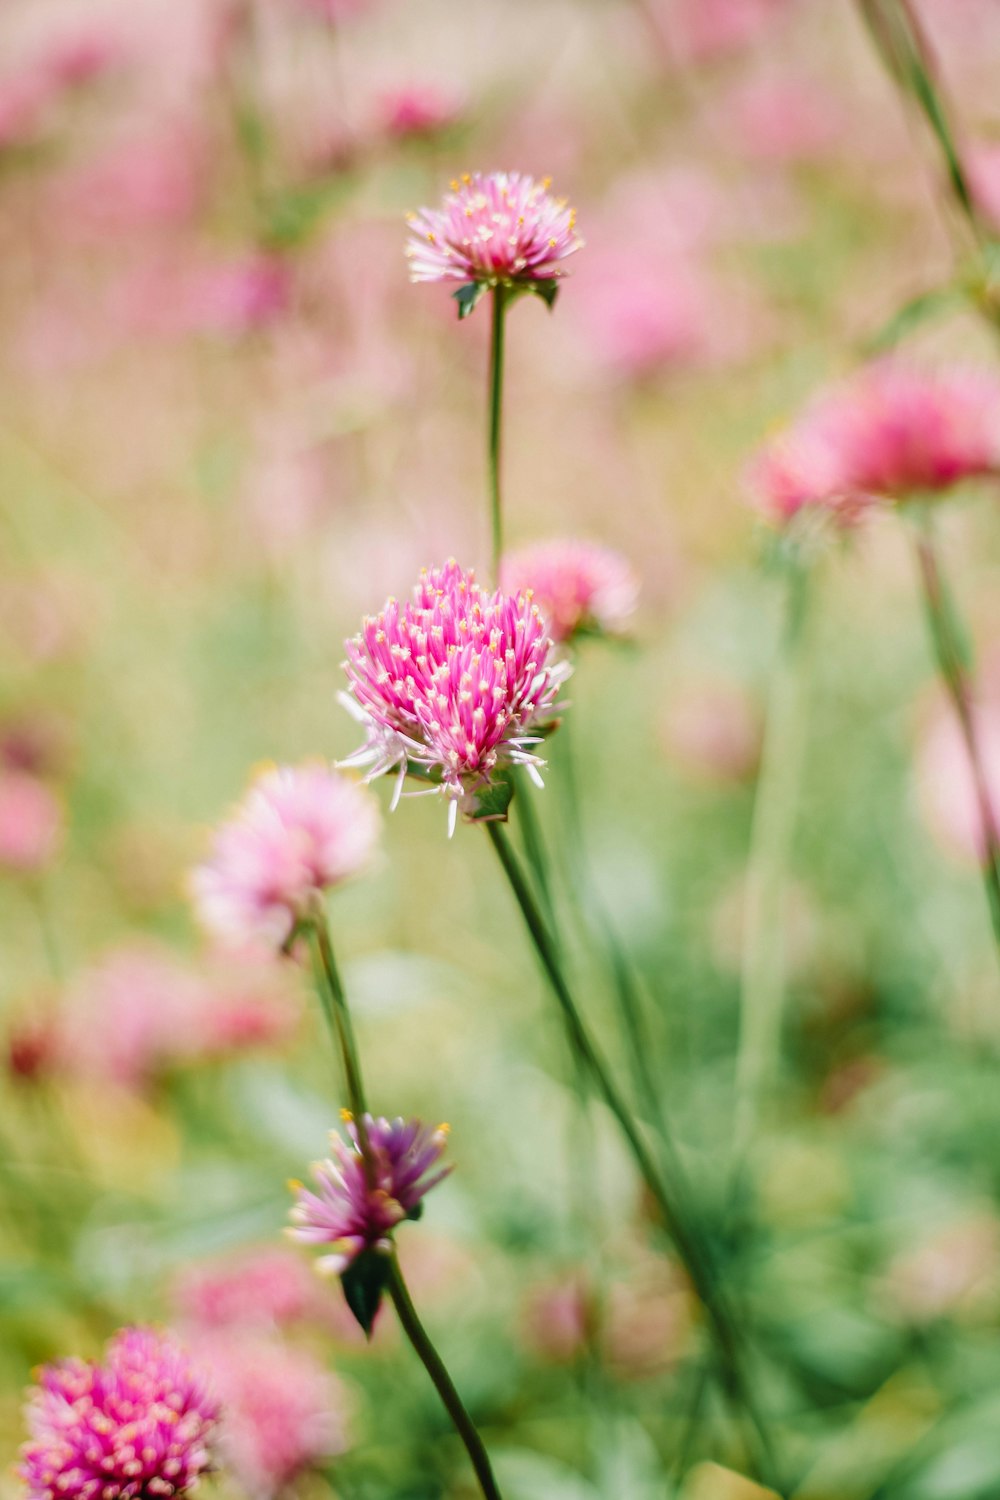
[487,284,508,578]
[733,562,812,1160]
[912,520,1000,965]
[485,821,783,1492]
[308,910,503,1500]
[387,1256,503,1500]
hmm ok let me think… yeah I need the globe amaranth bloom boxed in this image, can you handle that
[341,560,570,834]
[191,764,380,949]
[748,361,1000,526]
[405,171,582,298]
[500,539,639,644]
[288,1114,452,1276]
[20,1327,218,1500]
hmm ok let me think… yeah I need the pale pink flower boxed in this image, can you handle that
[0,770,63,874]
[572,249,713,380]
[289,1115,452,1276]
[19,1327,218,1500]
[916,704,1000,864]
[0,71,54,150]
[969,143,1000,232]
[193,1335,350,1499]
[720,78,843,163]
[378,84,462,140]
[500,539,638,644]
[748,363,1000,524]
[342,560,570,832]
[50,127,205,236]
[192,765,380,949]
[660,682,760,783]
[405,172,582,293]
[174,1248,320,1332]
[50,944,299,1090]
[42,30,121,88]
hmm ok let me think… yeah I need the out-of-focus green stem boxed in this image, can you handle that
[733,563,812,1158]
[309,911,372,1162]
[487,285,508,578]
[485,821,783,1492]
[912,518,1000,964]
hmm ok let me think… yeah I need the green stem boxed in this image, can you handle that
[309,913,502,1500]
[485,821,783,1492]
[733,563,812,1160]
[913,521,1000,965]
[387,1255,503,1500]
[487,285,507,578]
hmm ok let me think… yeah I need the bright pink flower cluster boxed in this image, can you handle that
[500,539,639,644]
[191,765,380,949]
[749,362,1000,525]
[289,1115,452,1275]
[342,561,570,831]
[405,172,582,288]
[20,1327,218,1500]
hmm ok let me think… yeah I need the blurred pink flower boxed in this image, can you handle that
[20,1327,218,1500]
[193,1335,350,1499]
[646,0,790,64]
[378,84,462,140]
[720,78,843,163]
[406,171,582,290]
[916,703,1000,864]
[500,539,638,643]
[116,254,291,340]
[342,560,570,832]
[660,682,760,782]
[968,142,1000,232]
[574,248,713,379]
[51,126,205,236]
[289,1115,452,1275]
[0,71,54,150]
[192,764,380,950]
[42,29,121,88]
[887,1216,1000,1322]
[0,770,63,874]
[748,363,1000,523]
[174,1248,320,1332]
[50,945,299,1090]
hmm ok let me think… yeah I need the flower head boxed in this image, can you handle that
[289,1115,452,1276]
[500,539,638,644]
[19,1326,218,1500]
[191,765,380,949]
[405,171,582,297]
[341,560,570,833]
[0,769,63,874]
[173,1248,320,1334]
[749,362,1000,525]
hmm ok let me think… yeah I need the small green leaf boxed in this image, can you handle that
[468,770,515,823]
[341,1249,391,1337]
[861,285,962,356]
[453,282,487,320]
[530,280,560,311]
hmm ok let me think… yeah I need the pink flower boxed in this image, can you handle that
[342,561,570,832]
[19,1327,218,1500]
[49,945,300,1091]
[174,1249,320,1332]
[0,770,63,874]
[191,765,380,949]
[405,172,582,293]
[191,1335,350,1498]
[289,1115,452,1276]
[572,249,713,380]
[748,363,1000,523]
[378,84,462,140]
[500,539,638,644]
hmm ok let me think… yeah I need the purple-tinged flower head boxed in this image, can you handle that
[748,362,1000,526]
[191,764,380,950]
[19,1326,219,1500]
[405,172,582,312]
[341,560,571,834]
[500,539,639,645]
[288,1114,452,1276]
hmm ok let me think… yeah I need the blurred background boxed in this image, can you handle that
[4,0,1000,1496]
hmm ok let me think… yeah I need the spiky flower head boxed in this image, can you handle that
[191,764,380,950]
[289,1114,451,1284]
[500,539,639,644]
[341,560,570,834]
[748,361,1000,525]
[405,171,582,316]
[19,1327,218,1500]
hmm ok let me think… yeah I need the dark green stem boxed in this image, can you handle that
[485,821,783,1492]
[310,914,371,1158]
[487,285,507,578]
[387,1256,503,1500]
[913,522,1000,965]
